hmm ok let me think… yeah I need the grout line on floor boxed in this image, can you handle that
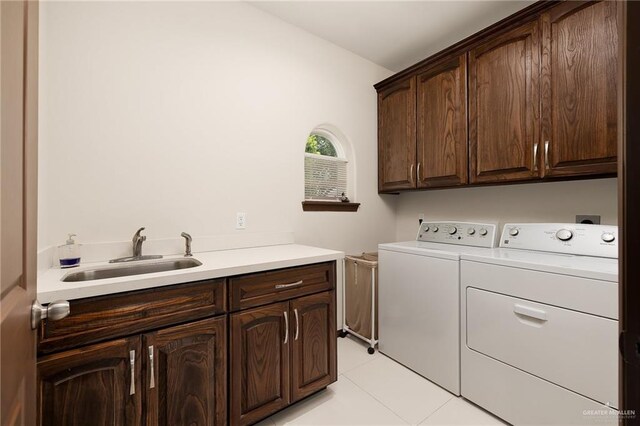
[415,395,455,425]
[338,338,381,374]
[340,373,410,425]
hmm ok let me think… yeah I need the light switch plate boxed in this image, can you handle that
[576,214,601,224]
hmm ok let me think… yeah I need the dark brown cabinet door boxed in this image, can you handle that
[378,76,417,192]
[417,54,468,188]
[541,1,618,177]
[290,291,337,403]
[469,20,542,183]
[144,316,227,426]
[230,302,290,426]
[37,337,142,426]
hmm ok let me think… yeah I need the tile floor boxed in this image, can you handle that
[257,335,508,426]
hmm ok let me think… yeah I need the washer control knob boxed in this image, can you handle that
[432,226,439,233]
[556,229,573,241]
[423,226,430,232]
[479,228,488,236]
[448,226,457,235]
[509,228,519,237]
[602,232,615,243]
[467,228,476,236]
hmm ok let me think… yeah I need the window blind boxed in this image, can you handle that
[304,153,347,200]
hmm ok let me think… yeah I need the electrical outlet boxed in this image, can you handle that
[576,215,601,225]
[236,212,246,229]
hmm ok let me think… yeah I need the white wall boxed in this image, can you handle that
[38,1,396,256]
[394,178,618,241]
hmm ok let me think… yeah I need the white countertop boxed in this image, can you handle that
[38,244,344,303]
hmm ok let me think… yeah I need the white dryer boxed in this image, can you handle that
[378,221,498,395]
[460,223,619,425]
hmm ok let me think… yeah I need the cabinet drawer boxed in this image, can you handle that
[229,262,335,311]
[38,279,226,354]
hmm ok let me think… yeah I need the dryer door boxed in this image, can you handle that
[466,287,618,407]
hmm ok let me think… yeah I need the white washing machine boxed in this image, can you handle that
[378,221,498,395]
[460,223,619,425]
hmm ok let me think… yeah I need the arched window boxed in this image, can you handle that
[304,131,347,201]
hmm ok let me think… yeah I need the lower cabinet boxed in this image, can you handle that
[38,337,142,426]
[37,316,227,426]
[290,292,337,403]
[143,317,227,426]
[231,291,337,426]
[230,301,291,425]
[37,262,337,426]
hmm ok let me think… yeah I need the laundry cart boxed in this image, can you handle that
[340,252,378,354]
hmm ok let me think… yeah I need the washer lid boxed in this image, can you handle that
[378,241,497,261]
[461,248,618,282]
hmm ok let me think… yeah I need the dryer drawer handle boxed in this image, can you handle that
[514,304,547,321]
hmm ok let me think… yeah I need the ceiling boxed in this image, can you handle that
[249,1,535,72]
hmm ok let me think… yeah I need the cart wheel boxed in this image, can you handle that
[367,347,375,355]
[338,330,348,338]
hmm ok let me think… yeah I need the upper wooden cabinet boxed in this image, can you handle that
[378,76,417,192]
[541,1,619,177]
[469,20,541,184]
[375,0,619,193]
[417,54,468,188]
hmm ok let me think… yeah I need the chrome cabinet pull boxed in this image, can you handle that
[294,308,300,341]
[417,162,422,181]
[129,350,136,395]
[409,164,415,183]
[533,142,539,171]
[275,280,303,289]
[544,140,550,169]
[148,345,155,389]
[283,311,289,344]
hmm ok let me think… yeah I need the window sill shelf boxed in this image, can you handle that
[301,201,360,212]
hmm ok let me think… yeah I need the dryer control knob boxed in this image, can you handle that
[556,229,573,241]
[602,232,615,243]
[448,227,457,235]
[509,228,519,237]
[467,228,476,236]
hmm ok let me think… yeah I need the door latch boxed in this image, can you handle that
[31,300,70,329]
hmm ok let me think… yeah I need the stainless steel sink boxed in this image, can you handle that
[61,258,202,282]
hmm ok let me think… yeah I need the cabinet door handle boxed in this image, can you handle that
[283,311,289,344]
[409,164,415,183]
[275,280,303,289]
[544,140,550,169]
[533,142,539,171]
[417,162,422,181]
[129,350,136,396]
[294,308,300,341]
[148,345,155,389]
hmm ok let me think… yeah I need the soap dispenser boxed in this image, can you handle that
[58,234,81,268]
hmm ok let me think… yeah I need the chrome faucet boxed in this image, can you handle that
[109,227,162,263]
[133,227,147,257]
[181,232,193,257]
